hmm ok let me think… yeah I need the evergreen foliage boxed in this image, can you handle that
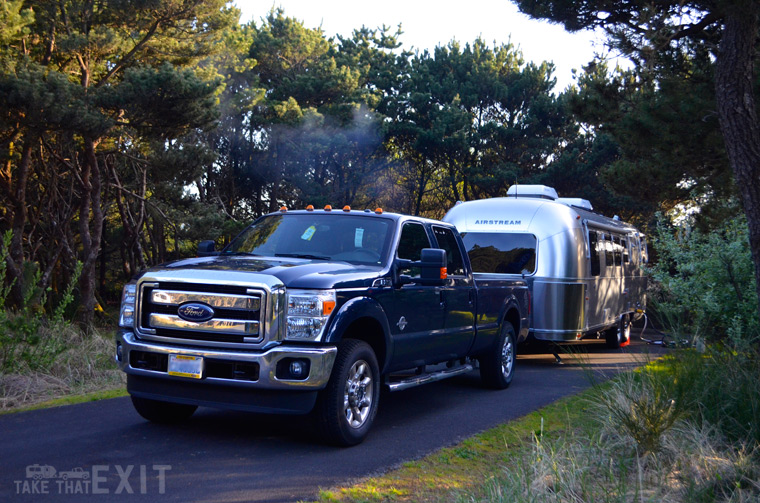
[0,4,755,329]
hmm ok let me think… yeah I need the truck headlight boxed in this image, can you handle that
[119,282,137,328]
[285,289,336,341]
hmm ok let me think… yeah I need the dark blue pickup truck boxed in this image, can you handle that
[116,207,529,445]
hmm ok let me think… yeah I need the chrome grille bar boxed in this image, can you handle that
[151,290,261,311]
[149,314,259,336]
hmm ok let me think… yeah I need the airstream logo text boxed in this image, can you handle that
[474,219,522,225]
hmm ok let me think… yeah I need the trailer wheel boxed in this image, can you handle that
[605,314,631,349]
[131,396,197,423]
[480,323,516,389]
[314,339,380,446]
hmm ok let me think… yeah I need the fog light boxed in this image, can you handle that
[116,342,123,362]
[290,360,306,377]
[276,358,311,380]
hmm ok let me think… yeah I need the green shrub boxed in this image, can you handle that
[648,214,759,346]
[0,231,82,372]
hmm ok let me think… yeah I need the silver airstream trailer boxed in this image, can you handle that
[443,185,647,348]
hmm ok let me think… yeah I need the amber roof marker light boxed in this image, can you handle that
[279,206,288,213]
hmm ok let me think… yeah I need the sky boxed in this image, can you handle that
[234,0,624,92]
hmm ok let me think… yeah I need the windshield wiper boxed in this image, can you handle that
[275,253,330,261]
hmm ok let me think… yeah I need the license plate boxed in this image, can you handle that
[168,354,203,379]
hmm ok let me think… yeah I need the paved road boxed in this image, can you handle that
[1,337,662,502]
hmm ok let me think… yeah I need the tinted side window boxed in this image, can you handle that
[397,222,430,261]
[397,222,431,277]
[589,230,601,276]
[432,226,465,276]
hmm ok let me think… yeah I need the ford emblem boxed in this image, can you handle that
[177,302,215,323]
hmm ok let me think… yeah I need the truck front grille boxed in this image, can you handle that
[137,282,265,345]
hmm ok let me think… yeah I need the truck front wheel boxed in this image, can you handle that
[480,323,516,389]
[131,396,197,423]
[315,339,380,446]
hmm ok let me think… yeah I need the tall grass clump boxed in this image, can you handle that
[474,353,760,503]
[0,231,123,409]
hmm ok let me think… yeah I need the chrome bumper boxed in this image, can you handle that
[116,331,337,390]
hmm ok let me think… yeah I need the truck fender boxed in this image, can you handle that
[324,296,394,373]
[499,294,528,344]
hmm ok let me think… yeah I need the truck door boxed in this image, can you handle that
[431,225,476,357]
[387,221,446,369]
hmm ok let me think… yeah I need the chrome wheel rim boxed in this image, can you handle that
[343,359,373,429]
[500,336,514,378]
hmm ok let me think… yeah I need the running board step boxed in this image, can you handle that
[386,364,474,392]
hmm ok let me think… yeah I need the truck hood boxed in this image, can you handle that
[139,254,386,289]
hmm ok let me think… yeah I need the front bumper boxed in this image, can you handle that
[116,330,337,391]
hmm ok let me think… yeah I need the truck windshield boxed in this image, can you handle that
[460,232,537,275]
[224,214,393,266]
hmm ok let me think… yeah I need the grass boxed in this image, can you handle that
[0,387,128,415]
[313,390,598,503]
[313,348,760,503]
[0,324,125,413]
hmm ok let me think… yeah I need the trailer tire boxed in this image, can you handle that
[131,396,197,423]
[480,323,516,389]
[315,339,380,447]
[605,314,631,349]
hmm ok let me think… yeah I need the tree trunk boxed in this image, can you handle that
[6,135,36,307]
[715,7,760,319]
[78,136,105,328]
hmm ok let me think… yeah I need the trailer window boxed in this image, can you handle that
[623,236,630,264]
[641,237,649,263]
[460,232,536,275]
[589,231,601,276]
[602,234,614,266]
[613,235,623,266]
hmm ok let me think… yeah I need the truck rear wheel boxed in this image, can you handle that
[315,339,380,446]
[480,323,516,389]
[605,314,631,349]
[131,396,197,423]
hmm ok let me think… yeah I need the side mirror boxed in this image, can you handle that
[197,240,218,257]
[419,248,447,286]
[393,248,448,286]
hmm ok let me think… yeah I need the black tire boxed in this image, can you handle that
[131,396,197,423]
[605,314,631,349]
[480,323,516,389]
[315,339,380,447]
